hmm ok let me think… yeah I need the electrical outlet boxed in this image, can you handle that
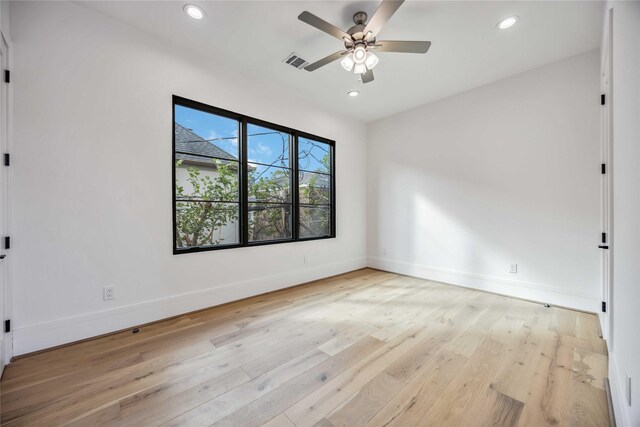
[103,286,115,301]
[381,248,388,256]
[626,373,632,406]
[509,264,518,274]
[303,255,310,264]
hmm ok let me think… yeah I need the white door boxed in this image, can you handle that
[0,31,9,370]
[600,8,613,349]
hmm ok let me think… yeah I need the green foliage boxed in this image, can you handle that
[299,152,331,237]
[247,168,291,241]
[175,148,331,248]
[175,159,238,247]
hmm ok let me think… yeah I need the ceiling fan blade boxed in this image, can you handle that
[305,51,348,72]
[375,40,431,53]
[361,69,374,84]
[298,11,351,41]
[363,0,405,37]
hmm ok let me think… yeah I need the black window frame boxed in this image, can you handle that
[172,95,336,255]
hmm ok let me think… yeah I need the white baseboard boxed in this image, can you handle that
[13,257,367,356]
[367,257,600,313]
[609,353,633,427]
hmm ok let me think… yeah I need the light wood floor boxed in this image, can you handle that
[0,268,609,426]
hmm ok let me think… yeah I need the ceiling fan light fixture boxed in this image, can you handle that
[353,63,367,75]
[497,15,518,30]
[297,1,432,84]
[353,46,367,64]
[183,4,205,20]
[341,54,355,72]
[365,52,379,70]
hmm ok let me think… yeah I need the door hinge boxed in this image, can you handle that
[601,301,607,313]
[602,232,607,244]
[601,163,606,174]
[4,319,10,333]
[3,70,9,84]
[4,236,10,250]
[601,94,605,105]
[4,153,9,167]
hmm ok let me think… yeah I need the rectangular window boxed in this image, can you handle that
[247,123,293,242]
[298,136,333,239]
[173,96,335,254]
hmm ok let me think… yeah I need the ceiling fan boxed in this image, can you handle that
[298,0,431,83]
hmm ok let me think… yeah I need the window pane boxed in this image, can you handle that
[298,137,330,174]
[175,202,239,248]
[299,206,330,238]
[174,103,242,252]
[248,163,291,203]
[176,159,239,202]
[299,171,331,205]
[247,123,290,167]
[248,203,292,242]
[175,105,239,160]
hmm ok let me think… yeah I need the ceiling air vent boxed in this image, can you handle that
[283,52,309,70]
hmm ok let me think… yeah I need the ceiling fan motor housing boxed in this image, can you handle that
[353,11,368,25]
[346,13,374,50]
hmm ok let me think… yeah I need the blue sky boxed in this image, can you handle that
[175,105,239,158]
[176,105,330,172]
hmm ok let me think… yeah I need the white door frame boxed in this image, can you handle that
[0,28,12,370]
[599,7,613,350]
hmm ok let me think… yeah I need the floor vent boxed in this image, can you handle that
[283,52,309,70]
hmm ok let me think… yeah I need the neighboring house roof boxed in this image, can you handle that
[175,124,237,165]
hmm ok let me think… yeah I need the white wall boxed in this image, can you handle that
[367,50,601,312]
[0,1,9,37]
[604,2,640,426]
[9,1,367,355]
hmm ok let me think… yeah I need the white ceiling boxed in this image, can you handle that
[83,1,603,122]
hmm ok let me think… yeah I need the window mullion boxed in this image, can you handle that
[293,131,300,241]
[241,118,249,246]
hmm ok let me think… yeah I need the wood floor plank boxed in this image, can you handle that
[214,336,385,427]
[416,338,509,426]
[283,325,435,427]
[326,372,404,427]
[472,389,525,427]
[283,291,482,427]
[2,339,218,424]
[81,368,250,427]
[570,380,609,427]
[490,305,553,403]
[516,338,574,426]
[0,268,609,427]
[262,413,297,427]
[367,349,468,426]
[163,347,330,426]
[571,347,608,391]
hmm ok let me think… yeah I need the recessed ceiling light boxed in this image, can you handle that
[497,16,518,30]
[347,91,359,97]
[184,4,205,20]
